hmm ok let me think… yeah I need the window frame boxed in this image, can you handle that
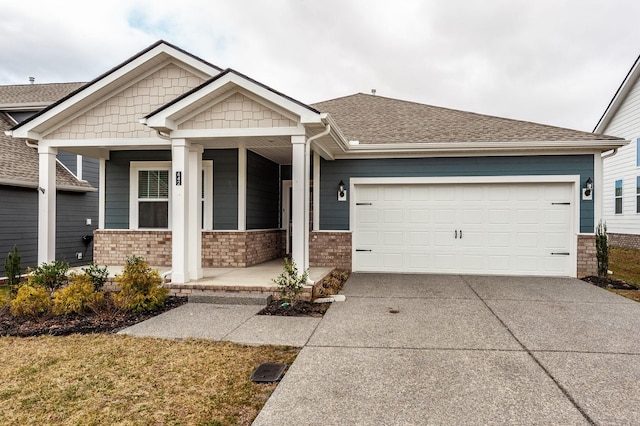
[129,160,214,230]
[615,179,623,215]
[130,161,172,230]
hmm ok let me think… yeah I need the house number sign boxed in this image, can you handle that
[176,171,182,186]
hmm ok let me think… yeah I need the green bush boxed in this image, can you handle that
[596,220,609,279]
[28,261,70,294]
[4,244,21,291]
[81,262,109,292]
[272,257,308,305]
[10,284,51,318]
[53,274,105,316]
[113,255,168,312]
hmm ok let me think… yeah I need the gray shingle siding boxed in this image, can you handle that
[246,150,279,229]
[320,155,595,233]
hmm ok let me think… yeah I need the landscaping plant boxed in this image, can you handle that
[53,273,105,316]
[4,244,21,291]
[28,260,70,294]
[596,220,609,279]
[272,257,308,305]
[81,262,109,292]
[113,255,168,312]
[10,284,51,318]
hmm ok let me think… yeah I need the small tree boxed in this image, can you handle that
[272,257,309,305]
[595,220,609,279]
[4,244,21,288]
[28,260,70,294]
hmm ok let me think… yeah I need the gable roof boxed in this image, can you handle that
[593,54,640,134]
[313,93,622,145]
[10,40,222,138]
[0,84,94,191]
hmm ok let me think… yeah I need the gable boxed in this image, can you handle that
[599,74,640,139]
[178,92,297,130]
[45,63,205,140]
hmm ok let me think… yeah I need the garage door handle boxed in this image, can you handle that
[455,230,457,239]
[551,252,570,255]
[460,230,462,239]
[356,249,372,252]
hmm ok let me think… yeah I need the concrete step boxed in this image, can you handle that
[188,291,272,306]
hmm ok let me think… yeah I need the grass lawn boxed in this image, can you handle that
[0,335,298,425]
[608,246,640,302]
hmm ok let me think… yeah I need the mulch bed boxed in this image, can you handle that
[258,300,331,317]
[581,275,639,290]
[0,296,187,338]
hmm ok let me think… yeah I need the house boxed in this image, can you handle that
[594,54,640,249]
[0,83,99,276]
[6,40,625,283]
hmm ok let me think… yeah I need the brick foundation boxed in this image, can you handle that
[309,231,352,271]
[94,230,172,266]
[577,234,597,278]
[94,229,285,268]
[608,233,640,250]
[202,230,285,267]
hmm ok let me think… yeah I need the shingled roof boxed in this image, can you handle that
[0,82,93,191]
[312,93,622,144]
[0,82,85,106]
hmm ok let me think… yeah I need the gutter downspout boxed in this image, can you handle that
[601,148,618,160]
[302,122,331,285]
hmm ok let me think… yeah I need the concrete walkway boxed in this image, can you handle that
[121,274,640,424]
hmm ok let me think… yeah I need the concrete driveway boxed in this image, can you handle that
[253,274,640,425]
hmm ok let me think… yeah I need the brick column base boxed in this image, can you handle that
[577,234,597,278]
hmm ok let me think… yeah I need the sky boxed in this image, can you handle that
[1,0,639,133]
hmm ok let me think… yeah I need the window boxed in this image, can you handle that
[615,179,623,214]
[138,170,169,228]
[637,176,640,214]
[130,162,171,229]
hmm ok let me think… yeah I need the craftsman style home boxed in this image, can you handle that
[7,41,625,282]
[594,54,640,249]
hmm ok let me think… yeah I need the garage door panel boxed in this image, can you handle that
[354,182,573,276]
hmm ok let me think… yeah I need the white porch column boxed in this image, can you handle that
[98,158,106,229]
[238,147,247,231]
[171,139,190,283]
[38,143,57,264]
[313,151,320,232]
[291,135,307,274]
[188,144,203,280]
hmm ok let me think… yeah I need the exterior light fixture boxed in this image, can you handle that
[337,180,347,202]
[582,177,593,201]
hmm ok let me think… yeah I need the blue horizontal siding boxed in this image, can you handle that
[320,155,595,233]
[246,151,279,229]
[204,149,238,230]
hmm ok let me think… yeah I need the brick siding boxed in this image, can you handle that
[95,229,284,268]
[577,234,597,278]
[309,231,352,271]
[94,230,172,266]
[608,233,640,250]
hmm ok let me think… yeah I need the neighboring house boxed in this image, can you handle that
[6,41,625,282]
[594,54,640,249]
[0,83,99,276]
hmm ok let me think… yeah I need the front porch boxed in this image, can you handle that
[102,258,334,301]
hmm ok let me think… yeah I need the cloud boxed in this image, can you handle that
[0,0,638,132]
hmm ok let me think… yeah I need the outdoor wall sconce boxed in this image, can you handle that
[337,180,347,202]
[582,177,593,201]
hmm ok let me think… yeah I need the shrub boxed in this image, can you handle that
[28,261,70,294]
[113,255,168,312]
[315,270,350,297]
[272,257,308,305]
[81,262,109,292]
[4,244,21,289]
[10,284,51,318]
[596,220,609,279]
[53,274,104,316]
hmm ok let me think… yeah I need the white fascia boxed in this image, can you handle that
[43,138,170,149]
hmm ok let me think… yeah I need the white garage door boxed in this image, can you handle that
[354,182,574,276]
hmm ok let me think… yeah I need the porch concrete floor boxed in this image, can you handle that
[99,259,333,293]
